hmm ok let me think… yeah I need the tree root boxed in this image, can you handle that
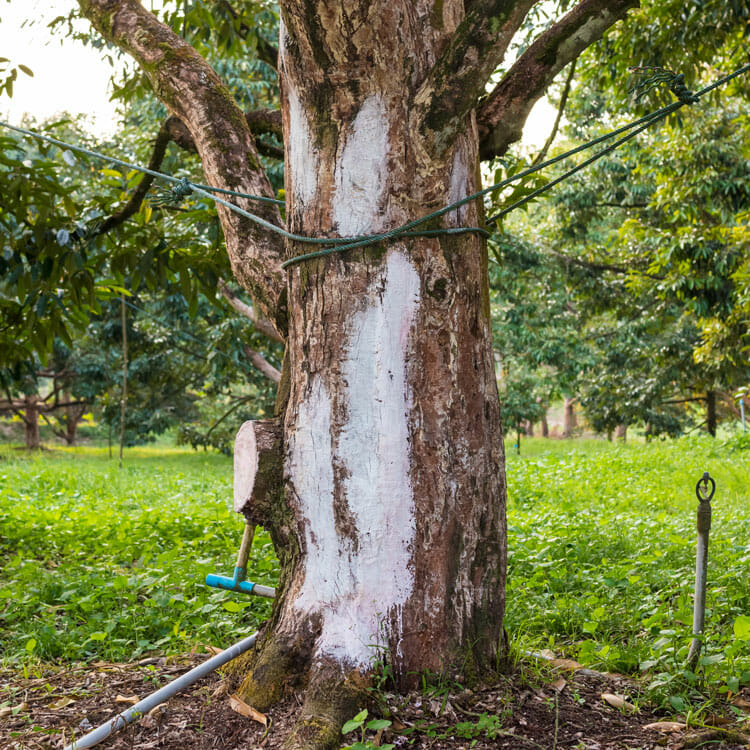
[285,664,369,750]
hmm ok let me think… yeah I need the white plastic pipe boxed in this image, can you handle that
[64,632,258,750]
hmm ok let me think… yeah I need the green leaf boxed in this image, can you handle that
[341,719,363,735]
[25,638,36,653]
[222,600,241,613]
[89,631,107,642]
[733,615,750,641]
[17,64,33,77]
[366,719,391,731]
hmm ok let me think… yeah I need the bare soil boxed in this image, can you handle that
[1,655,748,750]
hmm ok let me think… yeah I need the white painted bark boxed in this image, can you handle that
[289,250,419,668]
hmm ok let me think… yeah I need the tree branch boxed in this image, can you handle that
[165,110,284,160]
[477,0,639,161]
[243,344,281,383]
[218,278,284,343]
[531,59,576,166]
[95,119,171,236]
[78,0,287,336]
[414,0,539,154]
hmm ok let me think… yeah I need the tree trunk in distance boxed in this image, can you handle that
[615,424,627,442]
[525,420,534,437]
[541,412,549,438]
[706,390,717,437]
[562,397,577,438]
[23,395,41,450]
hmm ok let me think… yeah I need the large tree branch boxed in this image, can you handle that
[78,0,288,336]
[165,110,284,161]
[414,0,539,153]
[478,0,639,160]
[218,278,284,343]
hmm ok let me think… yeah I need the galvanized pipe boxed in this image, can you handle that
[686,472,714,672]
[63,632,259,750]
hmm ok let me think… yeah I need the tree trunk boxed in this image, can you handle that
[615,424,627,442]
[524,420,534,437]
[23,395,41,450]
[76,1,641,746]
[63,394,87,445]
[562,396,577,438]
[541,412,549,438]
[706,390,717,437]
[232,12,506,744]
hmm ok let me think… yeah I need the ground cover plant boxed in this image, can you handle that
[0,446,276,665]
[1,436,749,716]
[506,435,750,710]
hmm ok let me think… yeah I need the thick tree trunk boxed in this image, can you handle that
[64,396,87,445]
[23,396,40,450]
[706,390,717,437]
[541,412,549,438]
[615,423,627,442]
[562,396,577,438]
[233,8,506,745]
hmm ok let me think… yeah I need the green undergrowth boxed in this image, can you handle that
[0,446,276,665]
[2,436,749,712]
[505,435,750,707]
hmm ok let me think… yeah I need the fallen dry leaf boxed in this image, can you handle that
[0,701,29,718]
[49,696,76,710]
[115,694,140,705]
[229,694,268,726]
[204,645,223,656]
[732,697,750,711]
[540,649,557,660]
[550,658,584,671]
[601,693,637,713]
[147,703,168,718]
[643,721,686,733]
[551,677,567,693]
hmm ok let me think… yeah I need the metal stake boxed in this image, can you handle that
[686,471,715,672]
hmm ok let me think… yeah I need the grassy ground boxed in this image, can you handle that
[1,436,749,710]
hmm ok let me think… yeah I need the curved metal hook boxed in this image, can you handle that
[696,471,715,502]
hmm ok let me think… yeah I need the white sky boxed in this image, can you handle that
[0,0,557,145]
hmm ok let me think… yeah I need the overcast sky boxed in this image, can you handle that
[0,0,557,146]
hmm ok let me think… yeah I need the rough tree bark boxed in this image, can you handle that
[23,395,41,450]
[78,1,639,747]
[563,396,578,438]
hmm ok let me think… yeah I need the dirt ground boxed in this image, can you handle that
[1,654,749,750]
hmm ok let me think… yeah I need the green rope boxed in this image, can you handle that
[1,61,748,269]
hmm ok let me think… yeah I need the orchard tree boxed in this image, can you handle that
[66,0,645,745]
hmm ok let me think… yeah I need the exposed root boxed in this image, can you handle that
[285,663,369,750]
[233,633,302,712]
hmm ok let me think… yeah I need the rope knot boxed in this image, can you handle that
[151,176,193,207]
[628,66,700,105]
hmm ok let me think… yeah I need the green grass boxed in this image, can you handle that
[0,445,276,665]
[505,435,750,707]
[1,436,749,710]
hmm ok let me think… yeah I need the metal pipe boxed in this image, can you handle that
[63,632,259,750]
[205,523,276,597]
[686,472,714,672]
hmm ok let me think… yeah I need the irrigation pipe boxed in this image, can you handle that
[63,631,259,750]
